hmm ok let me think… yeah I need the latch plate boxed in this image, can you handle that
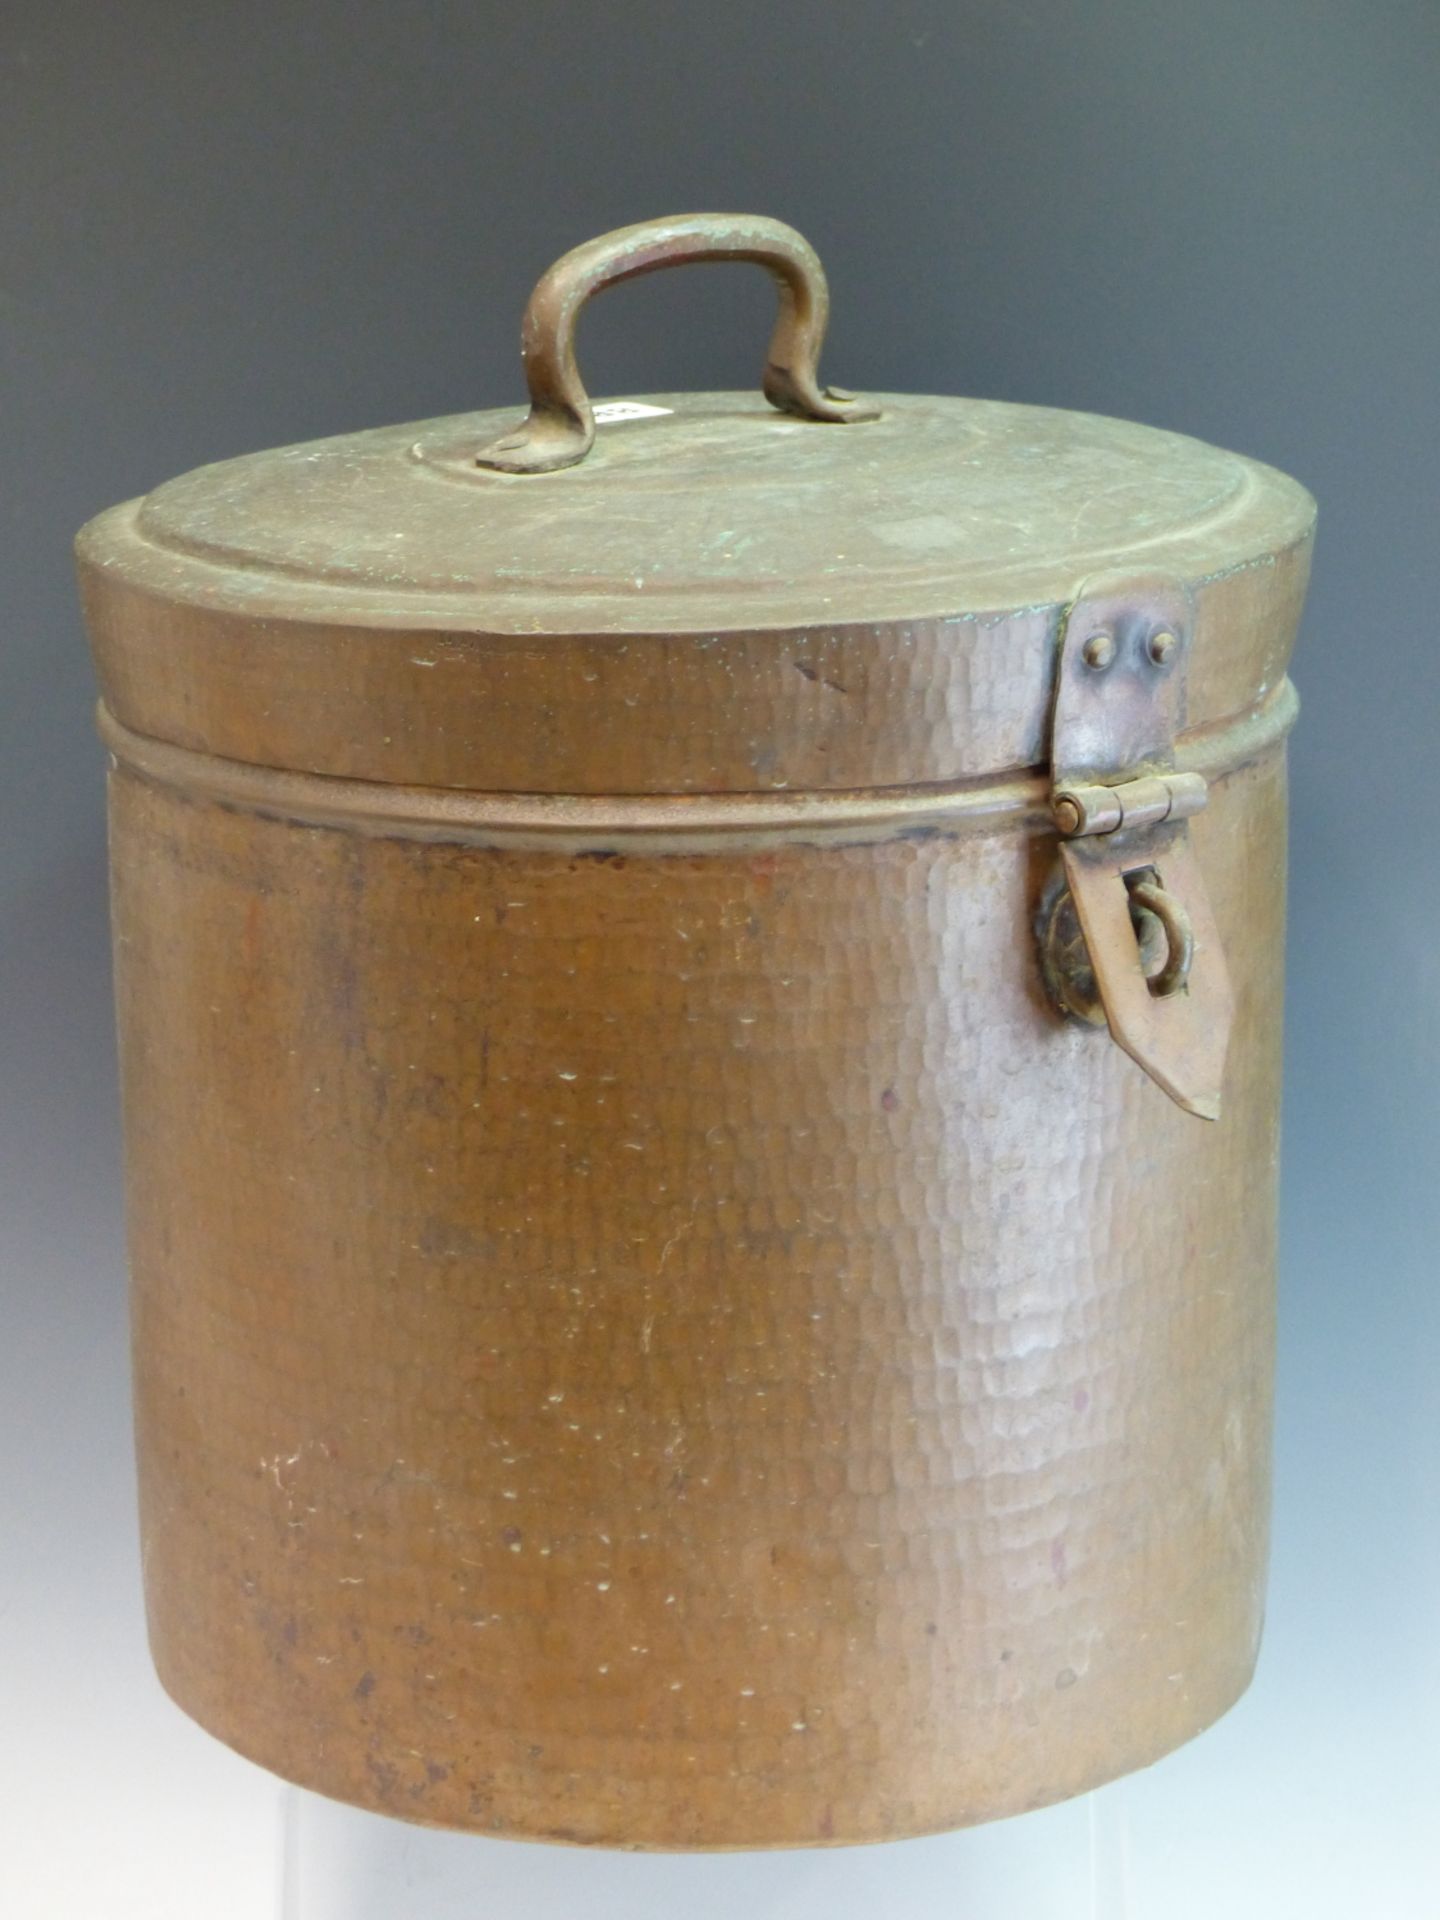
[1043,572,1234,1120]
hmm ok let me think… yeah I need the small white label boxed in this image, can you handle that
[592,401,674,424]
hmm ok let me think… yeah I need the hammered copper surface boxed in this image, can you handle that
[79,211,1314,1847]
[111,747,1286,1849]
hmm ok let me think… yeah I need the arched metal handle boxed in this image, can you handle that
[475,213,879,474]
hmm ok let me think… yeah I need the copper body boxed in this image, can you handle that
[78,216,1314,1849]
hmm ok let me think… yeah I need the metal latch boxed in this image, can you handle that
[1037,572,1234,1120]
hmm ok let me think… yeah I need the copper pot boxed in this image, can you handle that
[77,214,1313,1849]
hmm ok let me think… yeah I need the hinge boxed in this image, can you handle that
[1037,572,1234,1120]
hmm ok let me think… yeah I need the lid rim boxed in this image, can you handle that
[80,391,1316,638]
[79,502,1316,643]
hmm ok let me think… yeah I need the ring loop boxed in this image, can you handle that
[1127,877,1194,997]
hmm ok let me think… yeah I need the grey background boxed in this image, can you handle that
[2,3,1436,1914]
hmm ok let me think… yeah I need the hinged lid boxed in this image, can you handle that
[78,214,1314,796]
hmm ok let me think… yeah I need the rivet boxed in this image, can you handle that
[1148,629,1178,667]
[1052,795,1084,836]
[1081,632,1115,671]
